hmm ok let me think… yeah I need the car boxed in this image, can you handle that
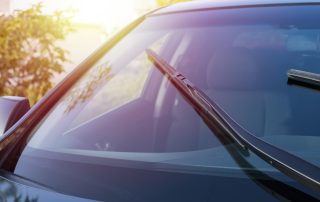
[0,0,319,201]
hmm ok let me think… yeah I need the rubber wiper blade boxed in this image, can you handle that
[288,69,320,88]
[146,49,247,151]
[146,49,320,192]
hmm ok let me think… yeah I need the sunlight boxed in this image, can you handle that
[9,0,157,84]
[72,0,139,32]
[11,0,156,33]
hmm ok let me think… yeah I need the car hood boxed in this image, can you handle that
[0,174,95,202]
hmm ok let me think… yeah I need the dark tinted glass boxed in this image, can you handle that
[14,5,320,200]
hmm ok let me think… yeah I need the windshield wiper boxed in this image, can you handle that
[288,69,320,90]
[146,49,320,192]
[288,69,320,85]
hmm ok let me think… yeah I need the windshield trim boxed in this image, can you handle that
[151,2,320,17]
[146,48,320,192]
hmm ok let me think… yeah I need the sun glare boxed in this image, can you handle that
[12,0,155,33]
[72,0,139,32]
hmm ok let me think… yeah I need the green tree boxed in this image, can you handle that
[156,0,191,7]
[0,4,74,106]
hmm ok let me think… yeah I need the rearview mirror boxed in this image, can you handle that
[0,96,30,135]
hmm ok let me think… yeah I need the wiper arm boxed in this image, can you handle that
[147,50,247,151]
[288,69,320,90]
[146,49,320,192]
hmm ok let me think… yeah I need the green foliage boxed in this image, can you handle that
[156,0,191,7]
[0,3,74,106]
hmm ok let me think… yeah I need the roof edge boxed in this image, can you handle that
[151,0,320,16]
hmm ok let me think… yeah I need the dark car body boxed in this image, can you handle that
[0,0,319,201]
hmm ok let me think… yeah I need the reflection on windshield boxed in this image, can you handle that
[65,63,113,113]
[0,177,38,201]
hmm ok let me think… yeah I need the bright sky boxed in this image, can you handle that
[11,0,157,32]
[9,0,159,83]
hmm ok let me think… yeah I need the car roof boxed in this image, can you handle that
[152,0,320,15]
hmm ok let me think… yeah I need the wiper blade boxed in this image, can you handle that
[288,69,320,89]
[146,49,320,192]
[288,69,320,85]
[147,50,247,151]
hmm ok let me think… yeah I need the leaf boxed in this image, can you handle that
[0,3,75,105]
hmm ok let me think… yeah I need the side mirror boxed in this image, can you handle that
[0,96,30,135]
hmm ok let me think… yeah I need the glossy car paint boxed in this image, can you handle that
[0,171,94,201]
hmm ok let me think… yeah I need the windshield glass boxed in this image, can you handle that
[14,5,320,200]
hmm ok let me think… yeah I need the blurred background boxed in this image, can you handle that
[0,0,190,105]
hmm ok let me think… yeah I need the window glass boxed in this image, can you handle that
[14,6,320,201]
[27,25,218,152]
[67,39,165,129]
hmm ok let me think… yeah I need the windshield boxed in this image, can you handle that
[13,5,320,200]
